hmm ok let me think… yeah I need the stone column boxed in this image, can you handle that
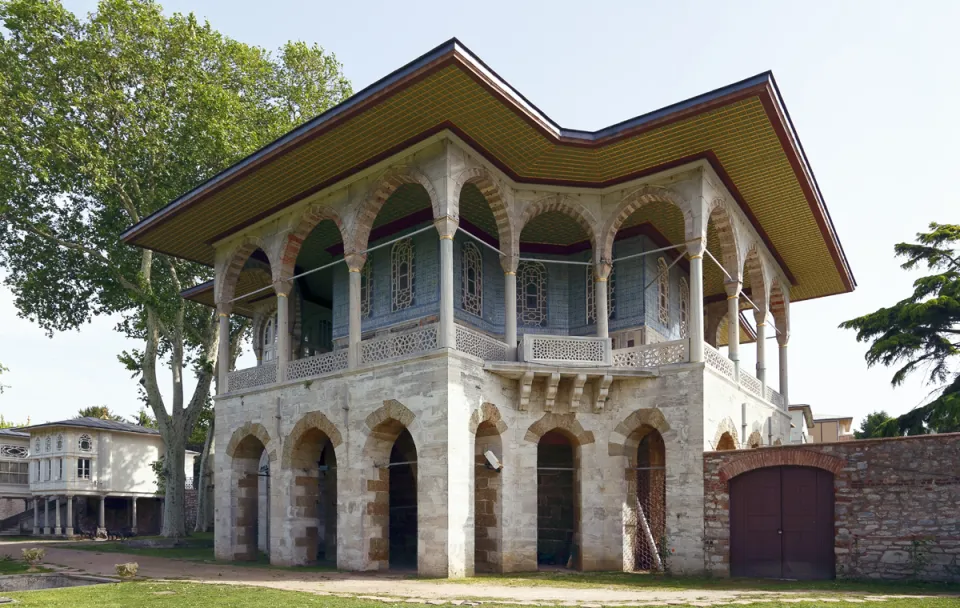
[32,498,38,535]
[130,497,138,534]
[217,303,232,394]
[345,253,366,369]
[755,306,768,386]
[687,240,706,363]
[54,496,61,535]
[725,281,742,377]
[274,281,293,382]
[435,217,459,349]
[43,497,49,535]
[595,262,612,338]
[778,333,789,404]
[97,495,107,537]
[501,256,518,358]
[65,496,74,537]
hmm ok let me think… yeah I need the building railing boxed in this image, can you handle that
[765,385,786,408]
[703,343,736,381]
[520,334,611,367]
[612,339,689,368]
[227,360,277,392]
[286,349,349,381]
[361,323,439,364]
[455,324,511,361]
[739,369,763,398]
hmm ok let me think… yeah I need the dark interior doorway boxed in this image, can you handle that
[537,430,578,569]
[389,429,417,570]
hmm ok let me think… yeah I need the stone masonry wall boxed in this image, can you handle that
[704,434,960,582]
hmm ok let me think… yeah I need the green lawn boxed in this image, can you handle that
[0,557,39,575]
[439,571,960,596]
[2,582,960,608]
[64,533,215,561]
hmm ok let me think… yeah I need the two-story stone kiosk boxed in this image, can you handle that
[121,40,854,576]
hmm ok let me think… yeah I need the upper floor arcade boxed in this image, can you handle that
[121,39,854,415]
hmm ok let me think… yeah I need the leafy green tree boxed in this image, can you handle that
[77,405,126,421]
[853,410,897,439]
[0,362,7,394]
[841,223,960,435]
[131,408,158,428]
[0,415,18,429]
[0,0,351,537]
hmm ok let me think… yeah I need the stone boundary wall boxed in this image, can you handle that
[704,433,960,582]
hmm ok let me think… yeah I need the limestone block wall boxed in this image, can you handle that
[703,434,960,582]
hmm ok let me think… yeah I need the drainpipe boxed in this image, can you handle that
[741,402,747,448]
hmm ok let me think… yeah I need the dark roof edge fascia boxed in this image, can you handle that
[19,421,160,436]
[120,37,782,246]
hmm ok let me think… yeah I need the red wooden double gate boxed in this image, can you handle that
[729,466,835,580]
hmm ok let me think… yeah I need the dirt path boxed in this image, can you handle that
[0,541,929,606]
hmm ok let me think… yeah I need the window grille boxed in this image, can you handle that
[56,434,63,451]
[45,459,51,481]
[679,278,690,338]
[34,438,39,454]
[657,257,670,325]
[586,265,616,323]
[461,242,483,317]
[360,262,372,319]
[391,238,415,311]
[517,261,547,327]
[44,437,50,452]
[78,434,92,452]
[77,458,91,480]
[0,445,27,459]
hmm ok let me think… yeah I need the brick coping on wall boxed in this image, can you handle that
[705,430,960,455]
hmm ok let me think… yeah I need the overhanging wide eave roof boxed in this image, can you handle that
[122,38,855,302]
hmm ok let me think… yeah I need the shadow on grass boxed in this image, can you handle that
[445,571,960,596]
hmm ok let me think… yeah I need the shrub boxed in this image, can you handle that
[21,548,44,571]
[115,562,139,579]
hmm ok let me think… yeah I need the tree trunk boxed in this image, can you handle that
[161,428,188,538]
[194,417,214,532]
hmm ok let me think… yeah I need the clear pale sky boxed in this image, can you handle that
[0,0,954,426]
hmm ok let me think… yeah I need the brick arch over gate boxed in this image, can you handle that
[717,450,845,483]
[225,421,277,462]
[523,412,595,446]
[281,411,344,469]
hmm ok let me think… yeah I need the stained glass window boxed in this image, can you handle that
[391,239,415,311]
[461,242,483,316]
[679,278,690,338]
[658,257,670,325]
[517,261,547,327]
[359,262,372,319]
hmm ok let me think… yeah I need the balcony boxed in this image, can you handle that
[225,323,785,409]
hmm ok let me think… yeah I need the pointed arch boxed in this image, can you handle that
[225,421,276,462]
[454,166,515,250]
[516,194,599,259]
[743,246,771,314]
[281,411,344,469]
[523,412,595,446]
[706,199,742,281]
[769,277,789,341]
[351,166,439,255]
[712,417,741,450]
[277,204,347,281]
[600,185,691,262]
[469,402,507,435]
[217,236,276,305]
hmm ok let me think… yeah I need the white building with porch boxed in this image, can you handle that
[121,40,854,576]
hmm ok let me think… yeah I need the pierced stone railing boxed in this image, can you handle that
[739,370,763,398]
[361,324,439,364]
[455,324,511,361]
[286,349,349,381]
[765,386,786,408]
[227,361,277,392]
[612,339,689,368]
[703,343,736,381]
[520,334,611,367]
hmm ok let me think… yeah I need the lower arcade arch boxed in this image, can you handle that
[536,429,581,570]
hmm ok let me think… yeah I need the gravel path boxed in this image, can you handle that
[0,540,928,606]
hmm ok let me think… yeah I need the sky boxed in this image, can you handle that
[0,0,956,426]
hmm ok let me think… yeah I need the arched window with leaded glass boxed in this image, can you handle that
[657,257,670,325]
[586,265,616,323]
[461,242,483,317]
[262,316,278,361]
[360,262,372,319]
[391,238,415,311]
[517,261,547,327]
[679,277,690,338]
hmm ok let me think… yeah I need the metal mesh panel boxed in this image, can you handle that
[634,466,666,572]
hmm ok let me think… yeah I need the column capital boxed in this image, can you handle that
[433,215,459,240]
[594,261,612,281]
[723,279,742,298]
[344,252,367,272]
[777,330,790,347]
[273,279,293,297]
[686,236,706,258]
[500,254,519,274]
[216,302,233,317]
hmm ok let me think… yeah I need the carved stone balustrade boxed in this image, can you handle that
[520,334,612,367]
[227,361,277,392]
[612,339,689,368]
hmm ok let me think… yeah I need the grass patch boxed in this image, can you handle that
[67,542,214,561]
[2,581,960,608]
[441,571,960,596]
[0,557,47,575]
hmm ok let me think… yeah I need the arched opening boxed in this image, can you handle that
[517,207,594,335]
[622,424,666,572]
[748,431,763,448]
[536,429,580,570]
[287,427,338,566]
[474,421,503,573]
[231,435,268,561]
[289,217,344,360]
[455,181,507,334]
[716,432,737,451]
[220,247,276,377]
[388,428,418,570]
